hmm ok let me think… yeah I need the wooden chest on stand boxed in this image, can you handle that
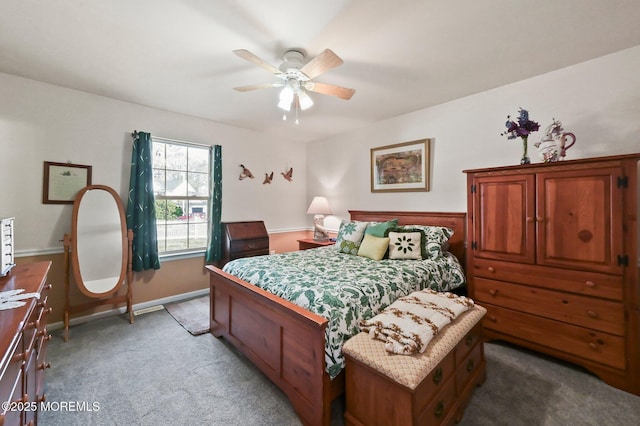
[219,221,269,267]
[464,153,640,396]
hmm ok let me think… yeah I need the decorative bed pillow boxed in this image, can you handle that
[386,230,426,260]
[335,220,369,255]
[401,225,454,259]
[364,219,399,238]
[357,234,390,260]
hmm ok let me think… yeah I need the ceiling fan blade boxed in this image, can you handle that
[233,49,281,74]
[305,81,355,100]
[233,82,284,92]
[300,49,343,80]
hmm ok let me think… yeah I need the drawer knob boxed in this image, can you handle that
[488,289,499,297]
[467,359,475,372]
[432,367,443,385]
[588,342,598,350]
[466,334,474,346]
[13,348,31,362]
[587,310,598,318]
[44,283,53,291]
[585,281,596,288]
[248,243,256,249]
[487,266,495,273]
[434,401,445,419]
[488,315,497,323]
[38,362,52,371]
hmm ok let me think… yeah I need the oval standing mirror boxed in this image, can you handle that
[63,184,134,341]
[72,185,127,296]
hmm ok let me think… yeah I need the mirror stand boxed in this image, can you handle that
[62,231,134,341]
[62,184,136,342]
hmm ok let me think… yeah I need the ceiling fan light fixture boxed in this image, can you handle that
[278,85,294,111]
[298,90,314,110]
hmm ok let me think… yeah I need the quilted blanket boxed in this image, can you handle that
[360,289,475,354]
[222,246,466,379]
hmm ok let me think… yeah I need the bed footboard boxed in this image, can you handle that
[205,265,334,426]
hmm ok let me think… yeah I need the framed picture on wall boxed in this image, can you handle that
[43,161,92,204]
[370,139,431,192]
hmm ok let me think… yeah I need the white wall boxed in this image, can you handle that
[0,73,307,253]
[308,46,640,231]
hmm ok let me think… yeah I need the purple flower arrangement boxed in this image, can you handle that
[501,108,540,164]
[501,108,540,140]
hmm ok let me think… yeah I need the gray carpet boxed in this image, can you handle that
[164,296,210,335]
[40,309,640,425]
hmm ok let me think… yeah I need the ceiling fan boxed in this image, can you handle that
[233,48,355,122]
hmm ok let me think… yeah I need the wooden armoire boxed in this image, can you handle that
[464,153,640,395]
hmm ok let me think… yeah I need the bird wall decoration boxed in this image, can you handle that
[239,164,255,180]
[263,171,274,184]
[281,167,293,182]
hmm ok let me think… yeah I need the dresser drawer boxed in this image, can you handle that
[414,350,456,414]
[229,237,269,254]
[475,278,624,336]
[455,341,483,394]
[483,304,625,369]
[472,258,623,301]
[416,376,457,426]
[0,335,23,413]
[454,323,482,365]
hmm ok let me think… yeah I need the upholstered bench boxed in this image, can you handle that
[343,304,487,426]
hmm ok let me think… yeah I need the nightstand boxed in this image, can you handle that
[298,238,335,250]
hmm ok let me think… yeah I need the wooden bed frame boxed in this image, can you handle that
[205,211,466,426]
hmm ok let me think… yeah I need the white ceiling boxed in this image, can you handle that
[2,0,640,143]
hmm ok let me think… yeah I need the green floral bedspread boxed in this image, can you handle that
[222,246,466,379]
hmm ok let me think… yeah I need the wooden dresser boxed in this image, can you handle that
[219,221,269,267]
[1,261,53,425]
[464,153,640,395]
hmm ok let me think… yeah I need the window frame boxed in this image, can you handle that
[151,137,210,257]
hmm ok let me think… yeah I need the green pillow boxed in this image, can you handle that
[357,234,390,260]
[364,219,399,238]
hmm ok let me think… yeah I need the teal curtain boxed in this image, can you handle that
[205,145,223,263]
[126,131,161,271]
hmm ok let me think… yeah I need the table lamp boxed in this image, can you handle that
[306,196,332,241]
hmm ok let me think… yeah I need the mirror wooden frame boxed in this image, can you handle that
[63,184,134,341]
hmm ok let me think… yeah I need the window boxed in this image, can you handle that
[152,139,209,255]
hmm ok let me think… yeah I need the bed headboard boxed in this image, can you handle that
[349,210,466,266]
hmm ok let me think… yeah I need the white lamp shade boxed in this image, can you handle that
[306,196,332,215]
[278,86,294,111]
[298,90,314,111]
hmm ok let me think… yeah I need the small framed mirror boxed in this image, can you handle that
[63,185,134,341]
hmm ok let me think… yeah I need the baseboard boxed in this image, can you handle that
[47,288,210,331]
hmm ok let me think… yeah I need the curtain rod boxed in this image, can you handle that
[131,131,211,148]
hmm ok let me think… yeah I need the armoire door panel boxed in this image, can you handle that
[473,175,535,264]
[536,168,623,275]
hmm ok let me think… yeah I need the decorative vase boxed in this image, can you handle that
[520,136,530,165]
